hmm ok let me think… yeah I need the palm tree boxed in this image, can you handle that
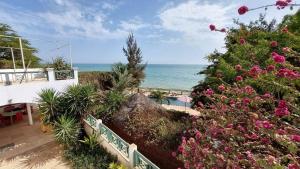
[111,63,134,92]
[37,88,60,124]
[150,90,170,105]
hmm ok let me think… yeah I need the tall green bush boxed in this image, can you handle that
[192,15,300,112]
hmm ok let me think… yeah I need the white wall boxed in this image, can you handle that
[0,79,78,106]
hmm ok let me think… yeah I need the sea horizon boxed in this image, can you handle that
[74,63,207,90]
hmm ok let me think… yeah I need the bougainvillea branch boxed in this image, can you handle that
[238,1,300,15]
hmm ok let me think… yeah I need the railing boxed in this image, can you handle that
[86,114,97,129]
[84,114,159,169]
[134,150,160,169]
[99,122,130,158]
[54,70,74,80]
[0,69,48,85]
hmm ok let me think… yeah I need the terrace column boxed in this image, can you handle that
[129,143,137,168]
[46,68,55,82]
[26,103,33,125]
[73,67,79,84]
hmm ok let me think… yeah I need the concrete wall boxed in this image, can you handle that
[0,68,79,106]
[0,79,78,106]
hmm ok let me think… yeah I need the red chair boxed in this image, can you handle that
[15,112,23,122]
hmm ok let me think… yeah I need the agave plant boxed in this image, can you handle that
[60,84,97,120]
[111,63,134,92]
[37,88,60,124]
[53,115,80,147]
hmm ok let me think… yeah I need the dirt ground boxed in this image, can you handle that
[0,141,70,169]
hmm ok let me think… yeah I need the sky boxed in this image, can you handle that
[0,0,298,65]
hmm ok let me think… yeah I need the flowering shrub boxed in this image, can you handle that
[185,1,300,168]
[176,68,300,168]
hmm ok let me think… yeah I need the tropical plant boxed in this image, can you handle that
[53,115,81,147]
[123,33,146,87]
[64,137,117,169]
[109,162,127,169]
[48,57,71,71]
[111,63,134,92]
[0,23,40,68]
[60,84,97,120]
[79,134,99,150]
[97,90,125,120]
[37,88,60,124]
[150,90,170,105]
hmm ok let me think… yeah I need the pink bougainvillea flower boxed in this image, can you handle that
[272,52,285,63]
[290,135,300,142]
[235,64,242,71]
[267,155,276,165]
[262,121,273,129]
[244,86,254,95]
[242,97,251,105]
[282,26,289,33]
[220,28,226,32]
[218,84,225,91]
[255,120,262,128]
[239,38,246,45]
[236,76,243,82]
[288,163,300,169]
[205,88,214,96]
[262,92,272,98]
[267,65,275,72]
[195,130,202,140]
[261,137,271,144]
[276,0,289,9]
[282,47,291,52]
[238,6,249,15]
[274,100,290,117]
[270,41,278,47]
[224,146,231,153]
[277,68,300,79]
[171,151,177,157]
[184,161,190,169]
[249,65,262,77]
[276,129,286,135]
[209,24,216,31]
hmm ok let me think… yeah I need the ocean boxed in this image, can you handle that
[74,64,207,90]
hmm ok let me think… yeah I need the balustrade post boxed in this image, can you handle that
[129,143,137,168]
[46,68,55,82]
[96,119,102,132]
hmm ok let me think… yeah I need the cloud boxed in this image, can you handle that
[158,1,236,43]
[120,17,148,31]
[0,0,145,39]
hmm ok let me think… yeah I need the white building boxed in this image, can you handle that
[0,68,79,125]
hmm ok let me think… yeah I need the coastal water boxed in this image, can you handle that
[74,64,206,90]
